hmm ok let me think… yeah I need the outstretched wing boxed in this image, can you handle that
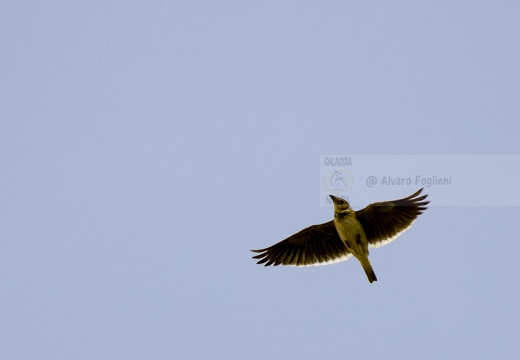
[251,221,351,267]
[356,188,429,248]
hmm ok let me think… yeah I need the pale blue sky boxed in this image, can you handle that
[1,1,519,359]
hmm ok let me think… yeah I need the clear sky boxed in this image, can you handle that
[1,1,519,359]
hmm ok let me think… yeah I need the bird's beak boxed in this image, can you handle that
[329,195,336,202]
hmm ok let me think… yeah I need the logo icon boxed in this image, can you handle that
[323,170,353,194]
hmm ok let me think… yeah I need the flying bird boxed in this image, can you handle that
[251,188,429,283]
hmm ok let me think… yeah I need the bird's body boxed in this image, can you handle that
[333,207,376,282]
[251,188,429,283]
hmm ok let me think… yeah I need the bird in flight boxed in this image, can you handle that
[251,188,429,283]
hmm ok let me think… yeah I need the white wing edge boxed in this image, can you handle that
[286,253,353,267]
[368,220,416,249]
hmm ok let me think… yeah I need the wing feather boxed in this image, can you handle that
[356,188,429,248]
[251,221,351,267]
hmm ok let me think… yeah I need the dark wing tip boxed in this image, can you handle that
[407,187,424,199]
[412,194,428,202]
[256,257,269,265]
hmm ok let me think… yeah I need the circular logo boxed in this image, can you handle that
[323,170,353,194]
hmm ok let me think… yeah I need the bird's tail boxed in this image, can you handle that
[361,259,377,283]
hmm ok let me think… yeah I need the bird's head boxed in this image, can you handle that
[329,195,353,213]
